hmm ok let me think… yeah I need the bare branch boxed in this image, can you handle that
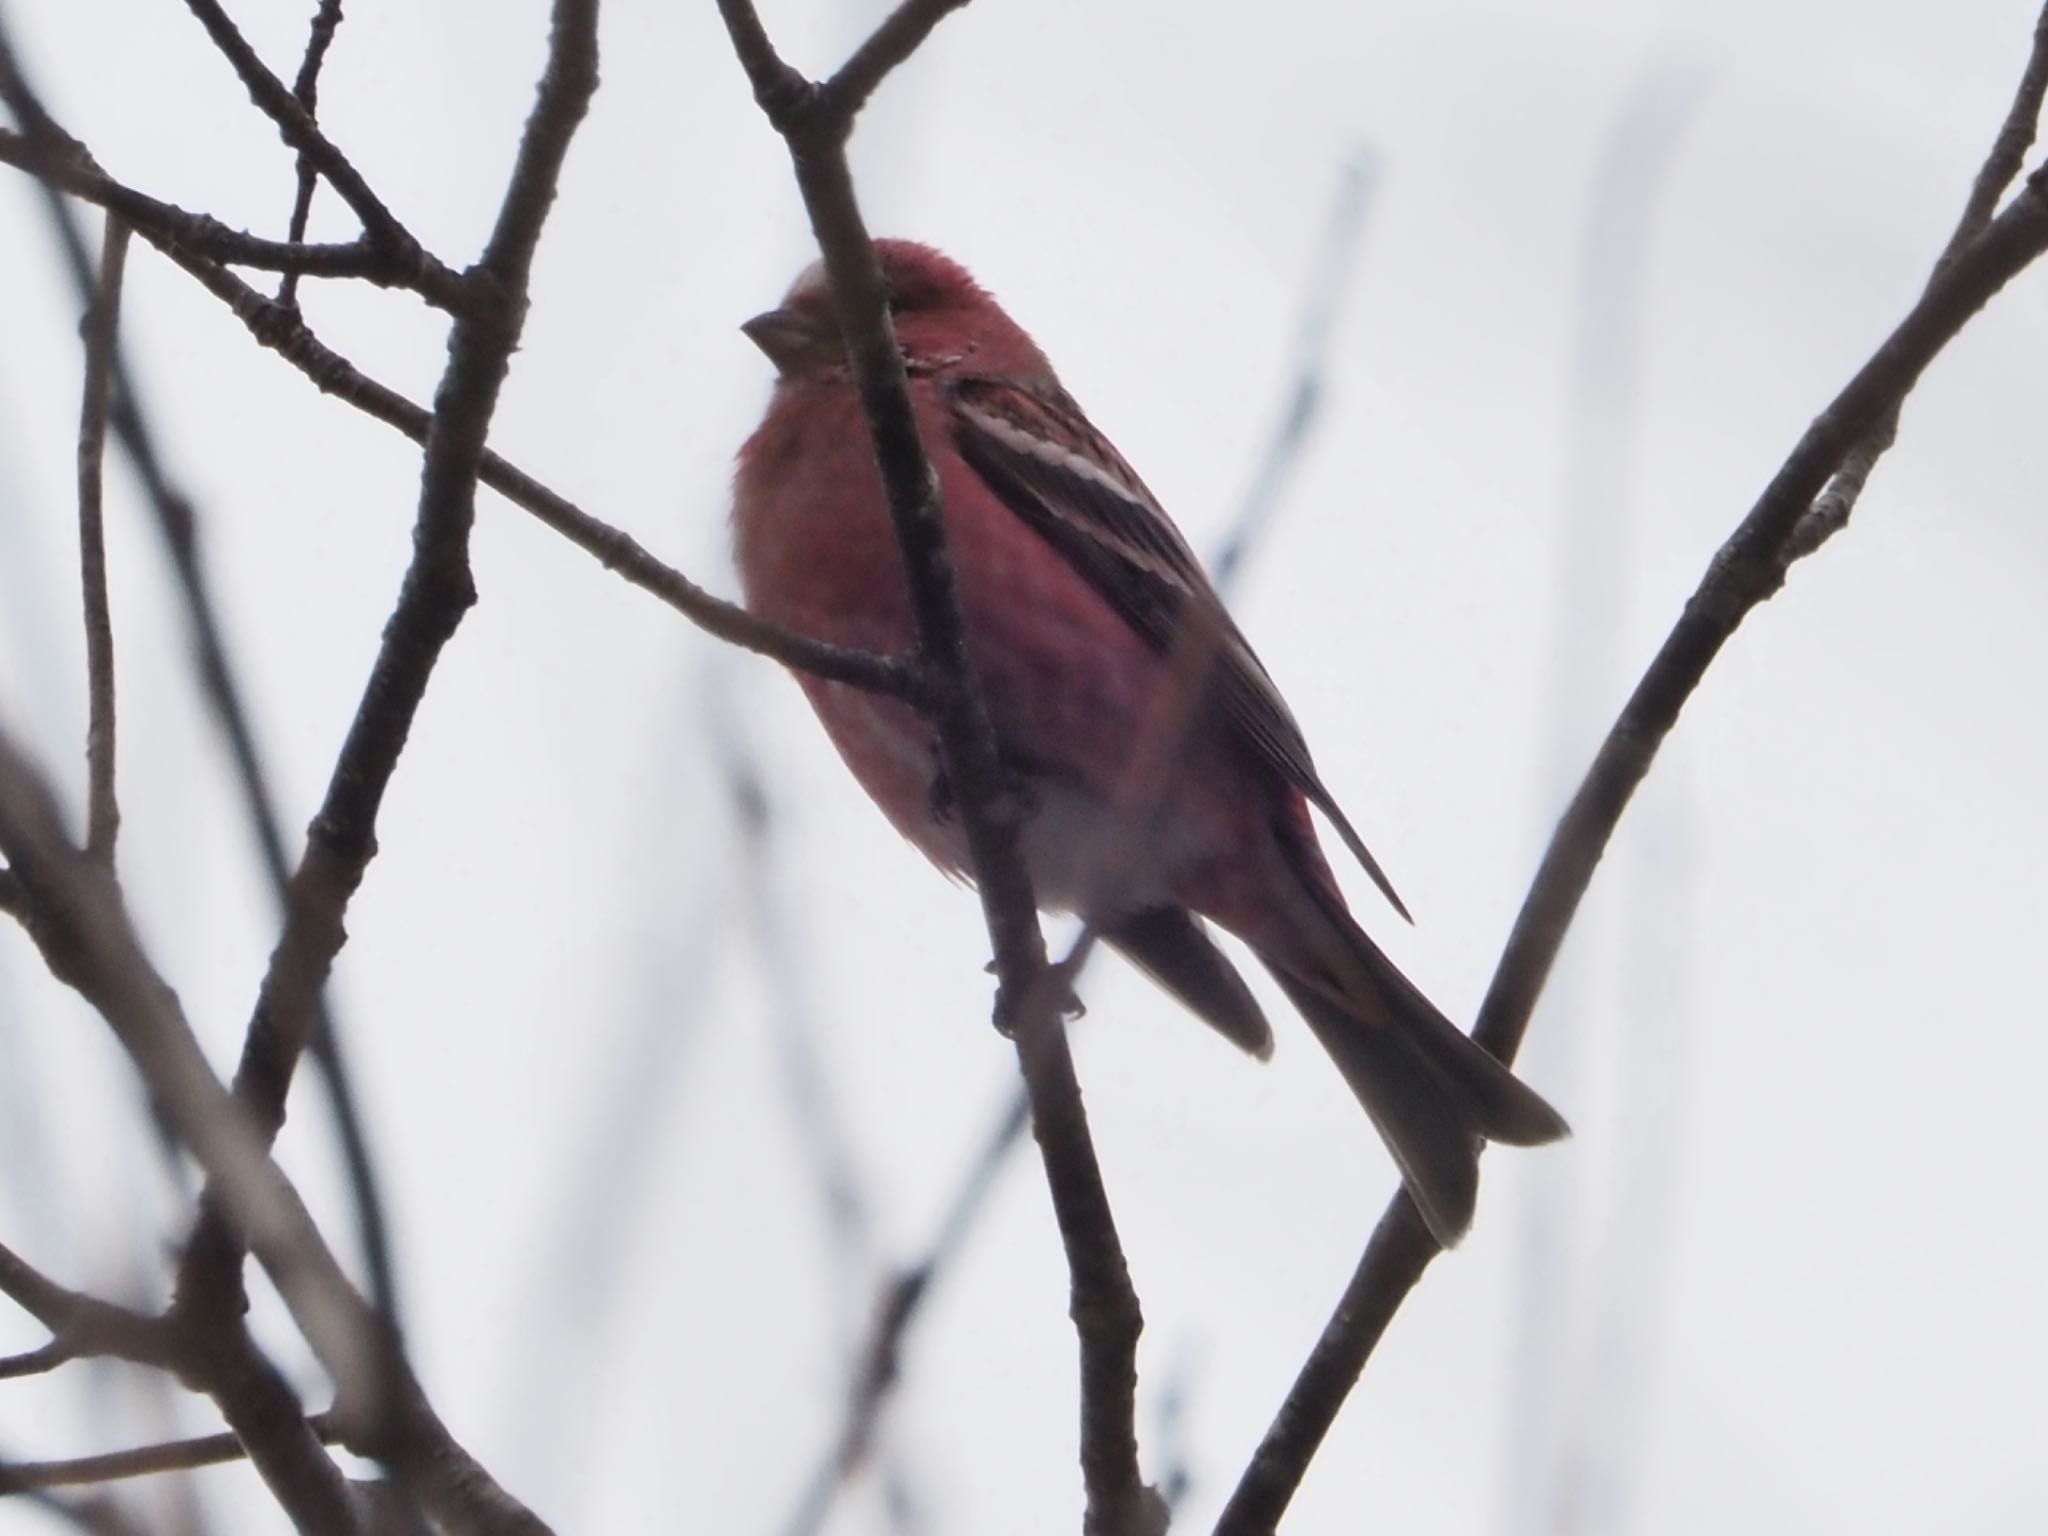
[824,0,973,120]
[278,0,349,310]
[0,129,435,290]
[782,152,1371,1518]
[187,1325,362,1536]
[0,1317,342,1531]
[120,228,919,698]
[1215,123,2048,1536]
[0,1241,171,1371]
[483,442,918,694]
[1477,161,2048,1074]
[0,1287,319,1536]
[177,0,464,307]
[472,1,600,289]
[1,41,918,701]
[713,0,805,120]
[3,1253,356,1531]
[0,1416,341,1496]
[0,738,391,1400]
[75,216,128,867]
[0,738,552,1536]
[1779,0,2048,568]
[167,0,600,1490]
[714,3,1160,1529]
[7,6,583,1533]
[1948,2,2048,249]
[0,1342,71,1380]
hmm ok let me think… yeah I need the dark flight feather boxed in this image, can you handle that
[946,373,1412,922]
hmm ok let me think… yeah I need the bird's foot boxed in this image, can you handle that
[985,957,1085,1037]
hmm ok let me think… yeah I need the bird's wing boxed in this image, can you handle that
[944,373,1409,920]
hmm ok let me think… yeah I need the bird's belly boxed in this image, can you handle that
[805,669,1244,923]
[1010,775,1209,915]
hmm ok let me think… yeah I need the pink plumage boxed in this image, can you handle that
[733,240,1565,1244]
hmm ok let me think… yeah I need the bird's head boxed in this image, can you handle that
[742,239,1048,383]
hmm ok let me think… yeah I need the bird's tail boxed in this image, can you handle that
[1263,941,1567,1247]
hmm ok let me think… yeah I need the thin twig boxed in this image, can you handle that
[1214,112,2048,1536]
[152,233,918,697]
[0,1416,341,1496]
[1475,85,2048,1082]
[0,129,445,293]
[75,216,129,867]
[1779,0,2048,568]
[823,0,972,120]
[0,1342,71,1380]
[0,1241,176,1371]
[1947,3,2048,255]
[0,79,917,700]
[178,0,465,307]
[278,0,348,310]
[3,1245,333,1530]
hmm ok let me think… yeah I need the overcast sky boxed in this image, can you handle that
[2,1,2045,1533]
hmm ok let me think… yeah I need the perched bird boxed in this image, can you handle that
[732,240,1565,1245]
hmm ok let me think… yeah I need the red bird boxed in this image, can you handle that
[732,240,1565,1245]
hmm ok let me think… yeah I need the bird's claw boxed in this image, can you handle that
[985,958,1086,1036]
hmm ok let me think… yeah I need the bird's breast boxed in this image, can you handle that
[733,379,1284,919]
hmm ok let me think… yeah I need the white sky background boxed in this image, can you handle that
[1,0,2045,1532]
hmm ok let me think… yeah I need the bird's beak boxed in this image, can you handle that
[741,306,819,376]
